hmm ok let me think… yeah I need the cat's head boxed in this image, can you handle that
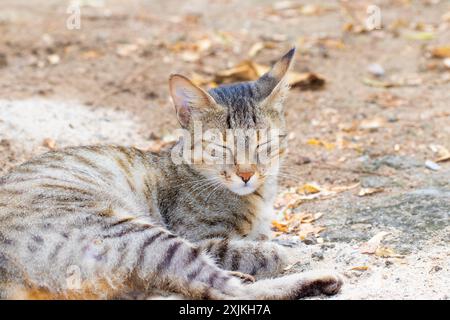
[169,48,295,196]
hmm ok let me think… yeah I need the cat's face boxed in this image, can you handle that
[169,48,295,196]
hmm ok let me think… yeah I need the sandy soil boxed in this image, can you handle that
[0,0,449,299]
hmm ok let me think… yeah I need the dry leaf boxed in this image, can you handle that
[248,42,266,57]
[359,231,390,254]
[375,247,404,258]
[272,220,288,233]
[319,38,345,50]
[296,183,321,194]
[429,144,450,162]
[358,187,384,197]
[116,44,138,57]
[330,183,360,193]
[366,93,407,108]
[180,51,200,62]
[359,117,386,131]
[81,50,101,59]
[42,138,56,150]
[430,45,450,58]
[297,223,325,240]
[214,60,325,90]
[350,266,369,271]
[436,154,450,163]
[307,138,335,150]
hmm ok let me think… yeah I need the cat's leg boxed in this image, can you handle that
[197,238,298,279]
[67,220,341,299]
[97,222,342,299]
[3,219,341,299]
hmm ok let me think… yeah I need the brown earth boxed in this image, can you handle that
[0,0,449,299]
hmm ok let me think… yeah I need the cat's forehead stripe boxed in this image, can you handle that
[209,82,261,129]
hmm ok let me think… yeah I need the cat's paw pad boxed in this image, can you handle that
[306,271,343,296]
[228,271,256,283]
[292,271,343,298]
[315,273,343,295]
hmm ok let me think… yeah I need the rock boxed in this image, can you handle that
[311,251,324,261]
[361,155,422,171]
[321,188,450,254]
[361,176,391,188]
[425,160,440,171]
[429,265,442,273]
[367,63,385,77]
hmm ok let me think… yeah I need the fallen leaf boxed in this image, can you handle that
[81,50,101,59]
[297,223,325,240]
[190,72,216,87]
[359,117,386,131]
[42,138,56,150]
[359,231,390,254]
[318,38,346,50]
[247,42,265,58]
[296,183,321,194]
[430,45,450,58]
[366,92,408,108]
[350,266,369,271]
[272,220,289,233]
[358,187,384,196]
[375,247,404,258]
[342,22,366,34]
[307,138,335,150]
[180,51,200,62]
[214,60,325,90]
[116,44,138,57]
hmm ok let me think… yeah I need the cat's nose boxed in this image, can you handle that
[237,171,254,183]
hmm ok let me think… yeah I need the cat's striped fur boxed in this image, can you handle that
[0,48,342,299]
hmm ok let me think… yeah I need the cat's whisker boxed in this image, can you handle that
[189,177,222,195]
[195,179,223,197]
[204,184,223,203]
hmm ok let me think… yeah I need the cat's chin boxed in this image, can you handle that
[229,185,258,196]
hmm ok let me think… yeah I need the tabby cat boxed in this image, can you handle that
[0,48,342,299]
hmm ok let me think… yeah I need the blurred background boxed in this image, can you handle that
[0,0,448,299]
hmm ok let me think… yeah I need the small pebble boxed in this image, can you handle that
[425,160,440,171]
[367,63,385,77]
[312,251,324,261]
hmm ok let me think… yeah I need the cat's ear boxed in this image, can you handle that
[169,74,217,128]
[258,47,296,112]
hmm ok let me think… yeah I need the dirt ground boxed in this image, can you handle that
[0,0,449,299]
